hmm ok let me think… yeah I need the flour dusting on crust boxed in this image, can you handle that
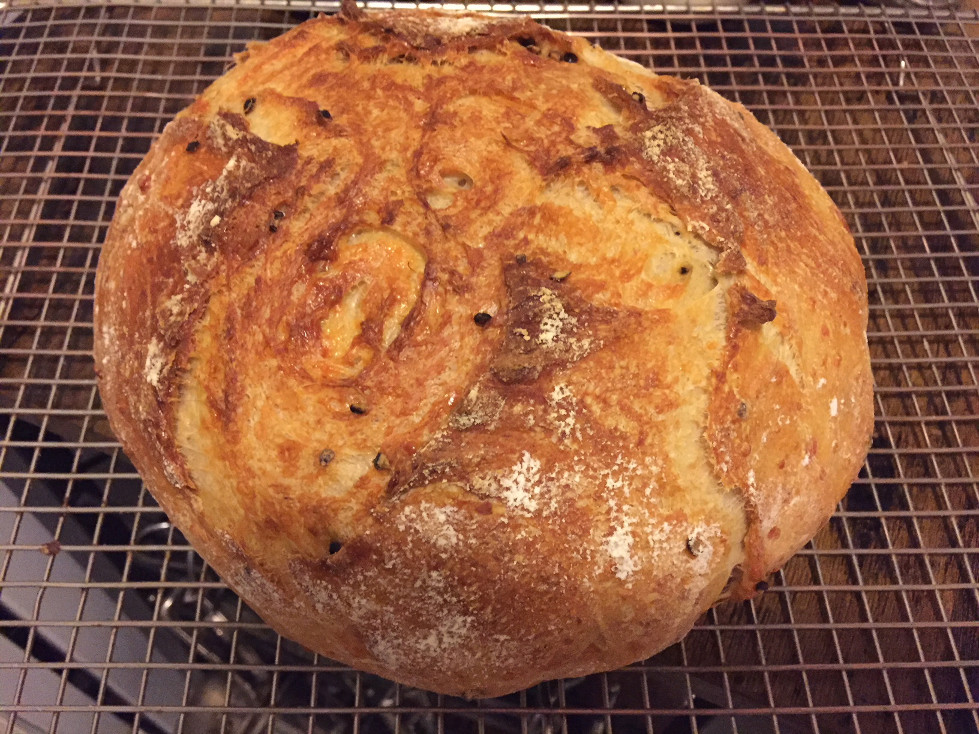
[395,502,462,550]
[604,512,637,582]
[473,451,543,514]
[144,338,167,388]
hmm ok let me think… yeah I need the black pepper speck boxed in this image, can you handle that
[562,52,578,63]
[632,91,646,106]
[373,452,391,471]
[349,403,368,415]
[185,140,200,153]
[243,97,256,114]
[473,312,492,327]
[319,449,335,467]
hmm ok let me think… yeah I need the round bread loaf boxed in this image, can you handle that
[94,3,873,697]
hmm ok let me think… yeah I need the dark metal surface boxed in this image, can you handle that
[1,2,977,733]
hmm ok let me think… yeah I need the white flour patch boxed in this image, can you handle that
[600,454,642,496]
[641,121,719,202]
[647,521,677,549]
[533,288,592,359]
[144,337,166,388]
[161,455,182,487]
[100,322,118,354]
[173,152,245,253]
[496,452,542,514]
[420,13,497,36]
[535,288,574,346]
[547,382,581,442]
[161,293,187,324]
[604,511,637,582]
[207,116,246,149]
[395,502,463,551]
[550,383,573,402]
[471,451,577,517]
[416,613,475,657]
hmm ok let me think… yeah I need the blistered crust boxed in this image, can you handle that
[94,4,873,697]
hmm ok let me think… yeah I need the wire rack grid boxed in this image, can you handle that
[0,2,977,734]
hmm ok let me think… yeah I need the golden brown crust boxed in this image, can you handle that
[94,7,873,697]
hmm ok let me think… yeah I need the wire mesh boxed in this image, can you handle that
[1,2,977,733]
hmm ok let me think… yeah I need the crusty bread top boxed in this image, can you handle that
[94,4,873,697]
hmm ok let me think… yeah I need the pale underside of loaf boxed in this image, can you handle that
[93,4,874,698]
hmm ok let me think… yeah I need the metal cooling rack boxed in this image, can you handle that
[1,2,978,733]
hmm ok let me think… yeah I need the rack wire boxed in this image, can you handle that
[1,1,977,733]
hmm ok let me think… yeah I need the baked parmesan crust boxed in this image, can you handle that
[94,4,873,697]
